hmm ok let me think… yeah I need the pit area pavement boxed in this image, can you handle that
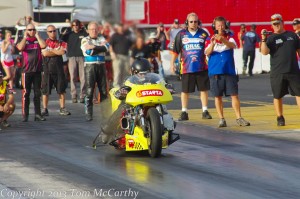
[169,95,300,142]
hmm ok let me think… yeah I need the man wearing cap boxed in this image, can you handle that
[0,71,15,128]
[166,19,182,50]
[261,14,300,126]
[241,24,261,76]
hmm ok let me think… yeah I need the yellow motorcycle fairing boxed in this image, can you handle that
[109,88,122,112]
[124,83,173,107]
[125,126,169,151]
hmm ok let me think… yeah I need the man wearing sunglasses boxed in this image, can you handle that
[170,12,212,121]
[261,14,300,126]
[16,23,47,122]
[61,19,88,104]
[41,25,71,117]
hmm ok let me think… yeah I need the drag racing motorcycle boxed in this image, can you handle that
[93,73,180,158]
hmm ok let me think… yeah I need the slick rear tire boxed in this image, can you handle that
[146,108,162,158]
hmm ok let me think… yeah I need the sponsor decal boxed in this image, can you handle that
[191,55,198,62]
[287,37,294,41]
[185,44,201,50]
[136,89,164,97]
[182,38,189,43]
[128,139,135,148]
[182,38,203,44]
[275,39,283,44]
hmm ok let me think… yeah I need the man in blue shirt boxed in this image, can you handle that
[242,24,261,76]
[171,12,212,121]
[205,16,250,128]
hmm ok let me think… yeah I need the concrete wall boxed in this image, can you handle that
[161,48,271,76]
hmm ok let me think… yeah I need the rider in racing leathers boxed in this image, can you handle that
[99,58,175,144]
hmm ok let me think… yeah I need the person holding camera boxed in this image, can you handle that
[205,16,250,128]
[261,14,300,126]
[170,12,212,121]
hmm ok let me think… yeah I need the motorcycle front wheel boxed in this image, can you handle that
[146,107,162,158]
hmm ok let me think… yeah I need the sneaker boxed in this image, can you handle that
[41,108,49,116]
[79,98,85,103]
[218,118,227,127]
[59,108,71,116]
[1,120,11,127]
[178,111,189,121]
[277,116,285,126]
[72,98,78,103]
[236,117,250,126]
[202,110,212,119]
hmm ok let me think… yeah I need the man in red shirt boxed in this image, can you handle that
[41,25,71,117]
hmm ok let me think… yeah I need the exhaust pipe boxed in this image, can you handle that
[120,117,129,130]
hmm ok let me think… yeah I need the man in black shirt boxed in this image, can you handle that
[261,14,300,126]
[61,19,88,103]
[109,23,132,88]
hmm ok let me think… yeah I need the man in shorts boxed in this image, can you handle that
[205,16,250,127]
[261,14,300,126]
[41,25,71,116]
[170,12,212,121]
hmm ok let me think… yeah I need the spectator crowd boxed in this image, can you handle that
[0,12,299,131]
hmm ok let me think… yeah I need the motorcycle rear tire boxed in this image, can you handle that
[146,108,162,158]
